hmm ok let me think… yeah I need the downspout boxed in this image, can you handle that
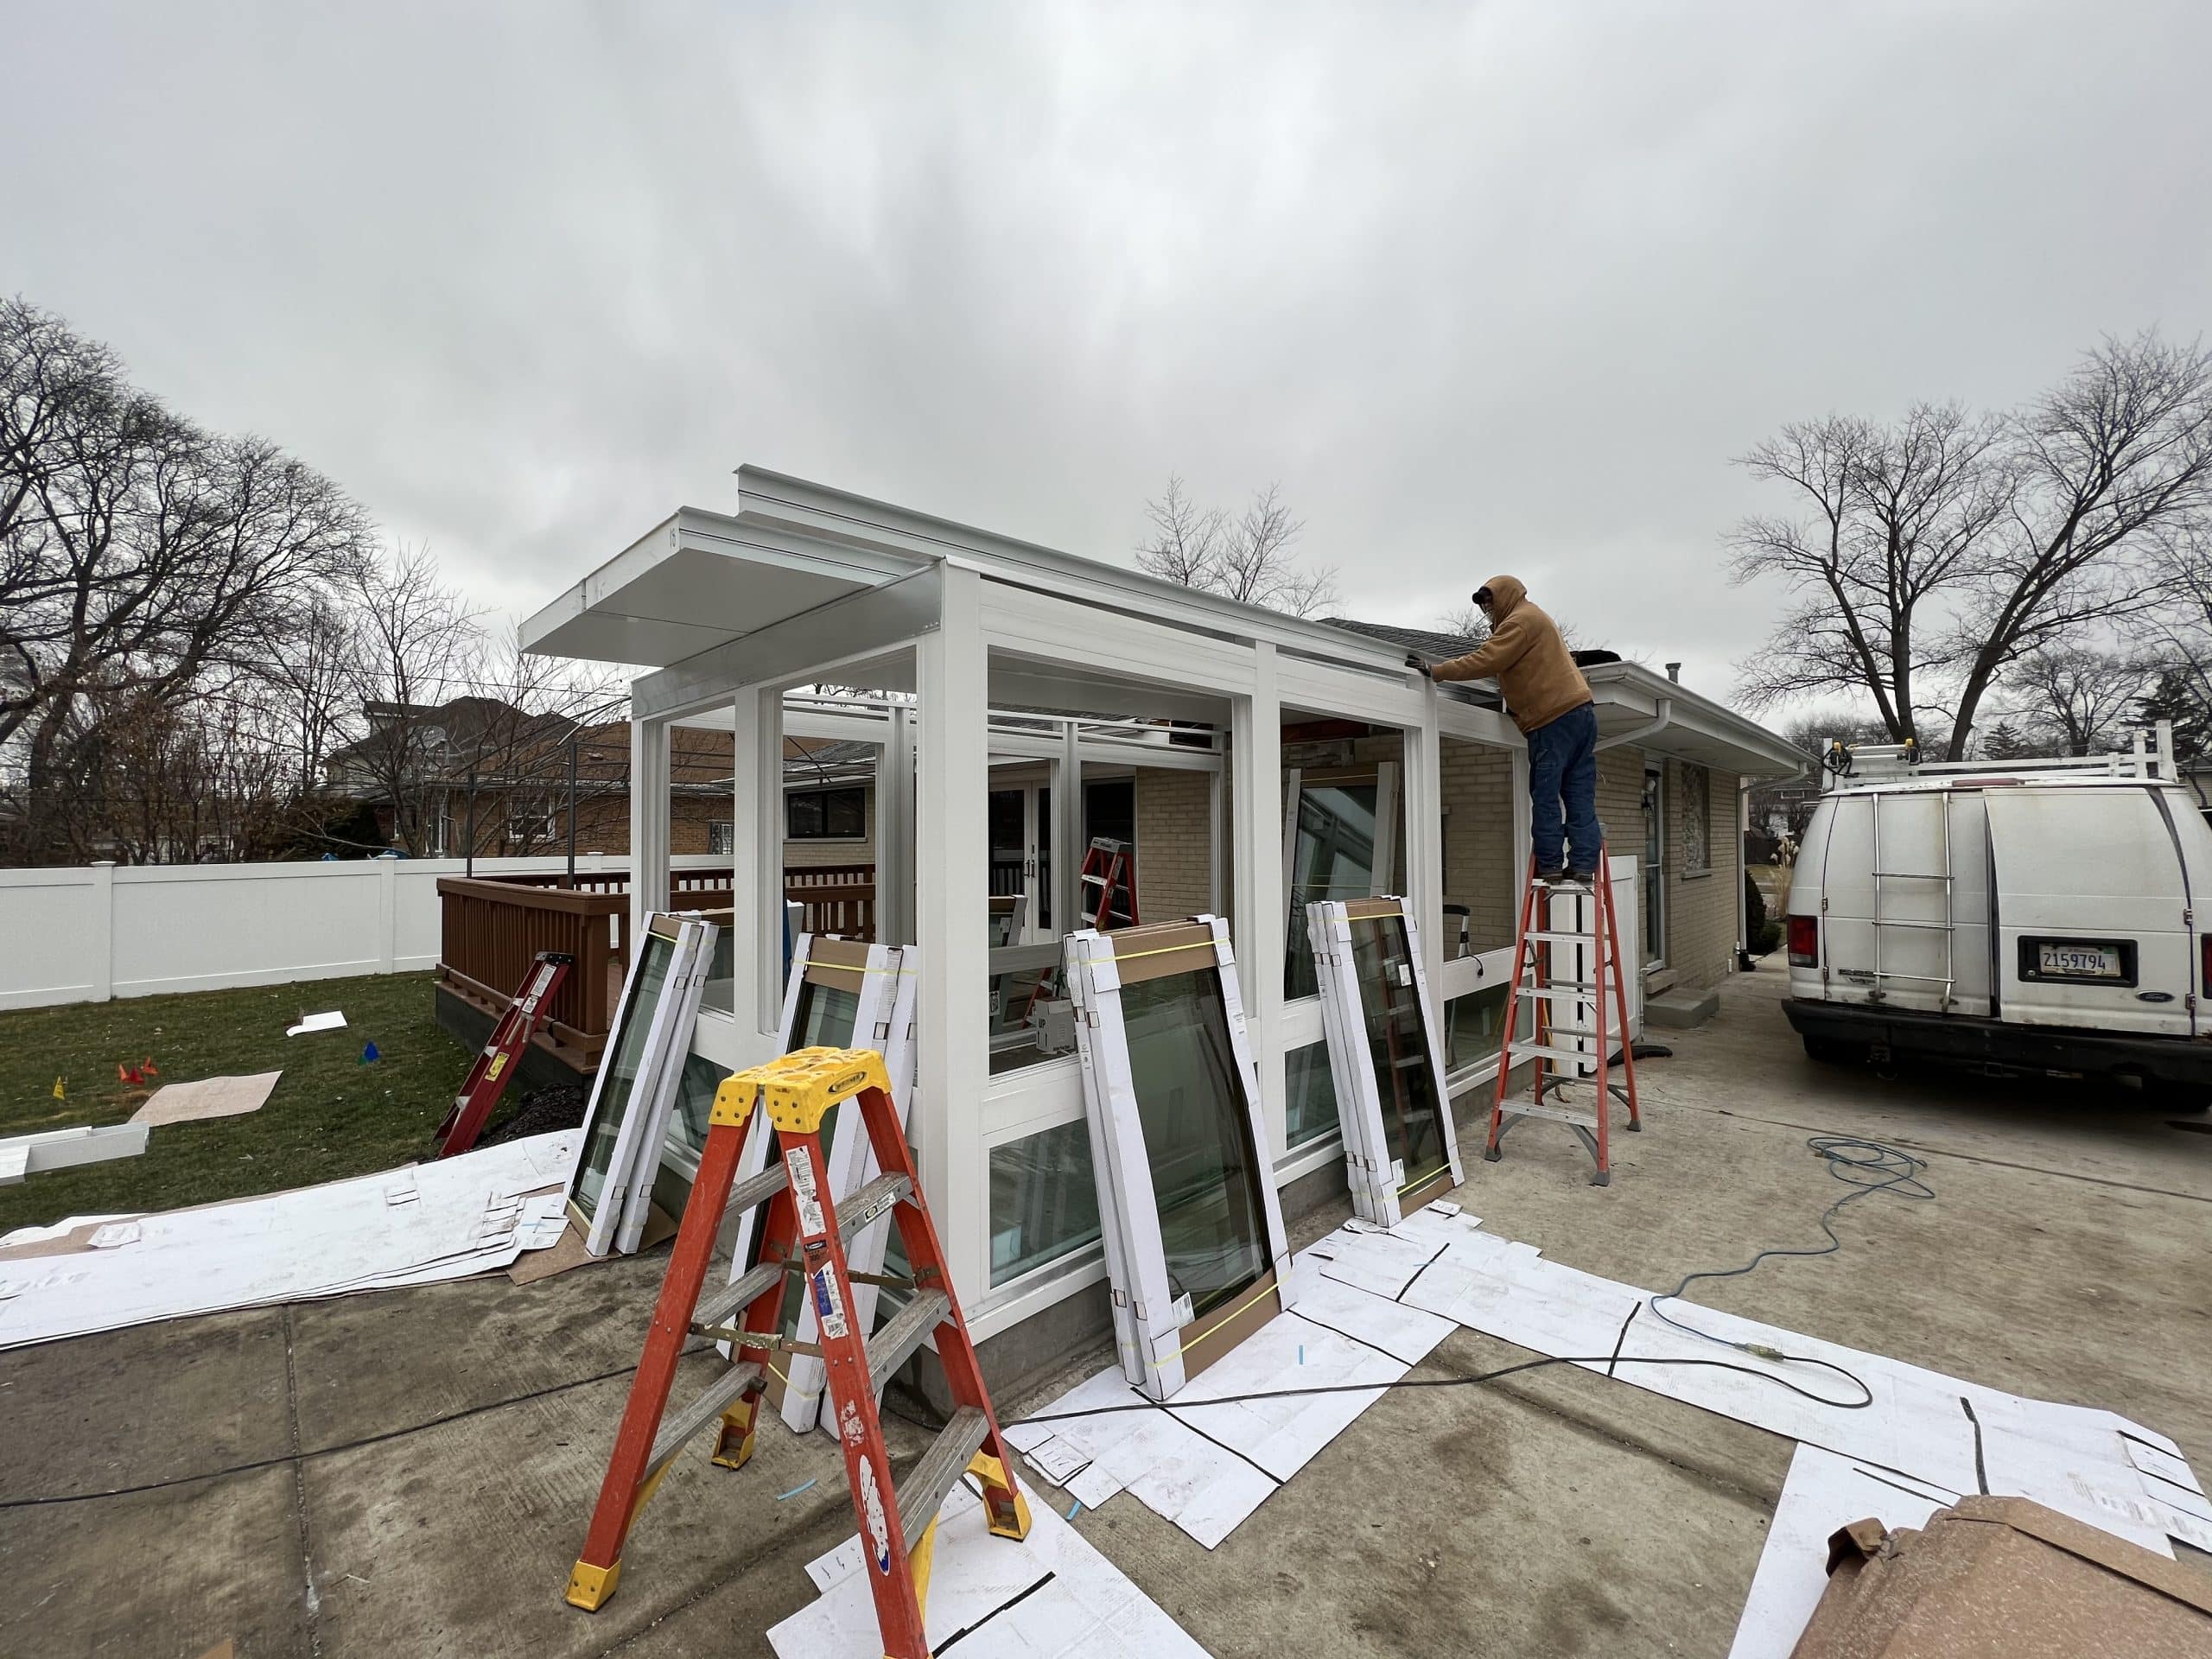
[1594,697,1672,753]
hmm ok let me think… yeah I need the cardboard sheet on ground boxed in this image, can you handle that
[0,1132,575,1347]
[771,1477,1211,1658]
[130,1071,282,1127]
[286,1009,346,1036]
[1006,1240,1454,1548]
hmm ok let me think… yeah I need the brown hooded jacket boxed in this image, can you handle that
[1428,575,1592,734]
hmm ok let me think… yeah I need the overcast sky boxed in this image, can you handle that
[7,2,2209,702]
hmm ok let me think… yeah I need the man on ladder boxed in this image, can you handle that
[1408,575,1600,880]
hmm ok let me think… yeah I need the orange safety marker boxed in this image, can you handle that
[564,1047,1030,1656]
[1485,850,1643,1185]
[435,950,571,1157]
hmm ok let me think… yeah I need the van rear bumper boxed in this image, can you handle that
[1782,998,2212,1084]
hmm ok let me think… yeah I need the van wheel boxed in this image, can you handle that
[1802,1036,1864,1066]
[2150,1079,2212,1114]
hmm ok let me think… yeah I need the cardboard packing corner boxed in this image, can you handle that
[1792,1496,2212,1659]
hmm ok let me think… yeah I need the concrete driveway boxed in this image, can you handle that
[6,959,2209,1658]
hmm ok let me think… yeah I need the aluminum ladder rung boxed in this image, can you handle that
[647,1360,764,1481]
[1510,1040,1606,1065]
[1499,1100,1598,1129]
[1533,1023,1603,1040]
[1523,929,1601,944]
[1872,870,1953,880]
[1869,918,1952,931]
[725,1162,790,1219]
[865,1289,947,1387]
[692,1258,790,1333]
[836,1172,912,1243]
[1518,980,1600,995]
[896,1406,991,1545]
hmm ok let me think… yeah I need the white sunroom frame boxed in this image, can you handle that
[521,468,1796,1348]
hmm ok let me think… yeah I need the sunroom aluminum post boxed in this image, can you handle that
[1405,688,1446,1006]
[880,703,916,946]
[732,686,781,1034]
[629,706,671,952]
[1231,641,1287,1153]
[916,564,989,1298]
[1054,718,1082,931]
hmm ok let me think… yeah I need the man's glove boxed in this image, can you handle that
[1405,652,1432,678]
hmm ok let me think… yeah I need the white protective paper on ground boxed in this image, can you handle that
[1005,1238,1455,1548]
[1727,1444,1957,1659]
[772,1478,1211,1659]
[286,1010,346,1036]
[130,1071,283,1127]
[0,1132,575,1347]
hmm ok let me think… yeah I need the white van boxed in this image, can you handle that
[1782,728,2212,1103]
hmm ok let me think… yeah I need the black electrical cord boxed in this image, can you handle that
[1642,1135,1933,1377]
[1017,1348,1875,1428]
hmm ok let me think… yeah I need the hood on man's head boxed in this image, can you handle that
[1478,575,1527,620]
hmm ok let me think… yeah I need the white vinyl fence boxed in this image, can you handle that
[0,854,729,1013]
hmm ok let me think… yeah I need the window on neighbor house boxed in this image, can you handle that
[1681,765,1711,874]
[506,804,555,845]
[708,821,734,855]
[786,786,866,840]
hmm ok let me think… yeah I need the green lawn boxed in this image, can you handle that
[0,974,477,1234]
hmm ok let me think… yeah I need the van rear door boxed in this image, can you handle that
[1985,786,2190,1036]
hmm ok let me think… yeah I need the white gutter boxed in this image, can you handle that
[1596,697,1672,753]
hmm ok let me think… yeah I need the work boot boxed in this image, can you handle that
[1565,868,1597,885]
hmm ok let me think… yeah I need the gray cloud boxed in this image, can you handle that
[7,1,2208,699]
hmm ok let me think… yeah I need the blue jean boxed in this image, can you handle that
[1527,702,1602,873]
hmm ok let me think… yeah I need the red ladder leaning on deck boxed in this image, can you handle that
[565,1046,1030,1656]
[1485,851,1643,1185]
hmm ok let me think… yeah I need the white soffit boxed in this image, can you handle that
[1587,663,1803,779]
[521,507,935,668]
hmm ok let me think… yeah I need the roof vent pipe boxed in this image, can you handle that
[1665,662,1682,683]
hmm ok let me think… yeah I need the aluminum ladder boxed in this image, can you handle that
[1867,791,1956,1009]
[1484,851,1642,1185]
[565,1047,1030,1655]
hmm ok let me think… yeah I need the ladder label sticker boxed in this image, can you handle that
[858,1458,893,1573]
[486,1052,507,1083]
[811,1268,849,1339]
[785,1147,828,1237]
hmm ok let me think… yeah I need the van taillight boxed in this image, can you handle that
[2202,932,2210,996]
[1788,916,1820,968]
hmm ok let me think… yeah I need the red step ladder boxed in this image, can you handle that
[1077,836,1138,930]
[1484,853,1642,1185]
[565,1047,1030,1655]
[435,950,571,1157]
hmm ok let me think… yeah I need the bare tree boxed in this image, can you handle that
[1729,404,2010,745]
[1,297,377,861]
[1136,476,1338,618]
[1731,333,2212,758]
[1999,643,2154,756]
[1942,332,2212,754]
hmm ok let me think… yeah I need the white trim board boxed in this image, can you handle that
[1065,914,1297,1402]
[1306,897,1464,1227]
[0,1122,149,1184]
[719,931,919,1431]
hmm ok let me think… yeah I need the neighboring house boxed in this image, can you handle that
[516,468,1804,1387]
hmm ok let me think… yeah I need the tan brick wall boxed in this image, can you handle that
[1133,766,1211,921]
[1592,749,1740,989]
[1664,760,1740,991]
[783,783,877,871]
[1439,737,1516,953]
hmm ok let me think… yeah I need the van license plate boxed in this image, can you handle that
[2037,943,2122,979]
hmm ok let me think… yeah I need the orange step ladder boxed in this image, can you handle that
[435,950,571,1157]
[1485,852,1642,1185]
[564,1046,1030,1655]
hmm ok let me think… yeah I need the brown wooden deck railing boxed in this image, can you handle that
[436,863,878,1065]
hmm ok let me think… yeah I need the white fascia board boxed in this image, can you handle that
[741,466,1415,671]
[1275,654,1431,728]
[1586,662,1802,777]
